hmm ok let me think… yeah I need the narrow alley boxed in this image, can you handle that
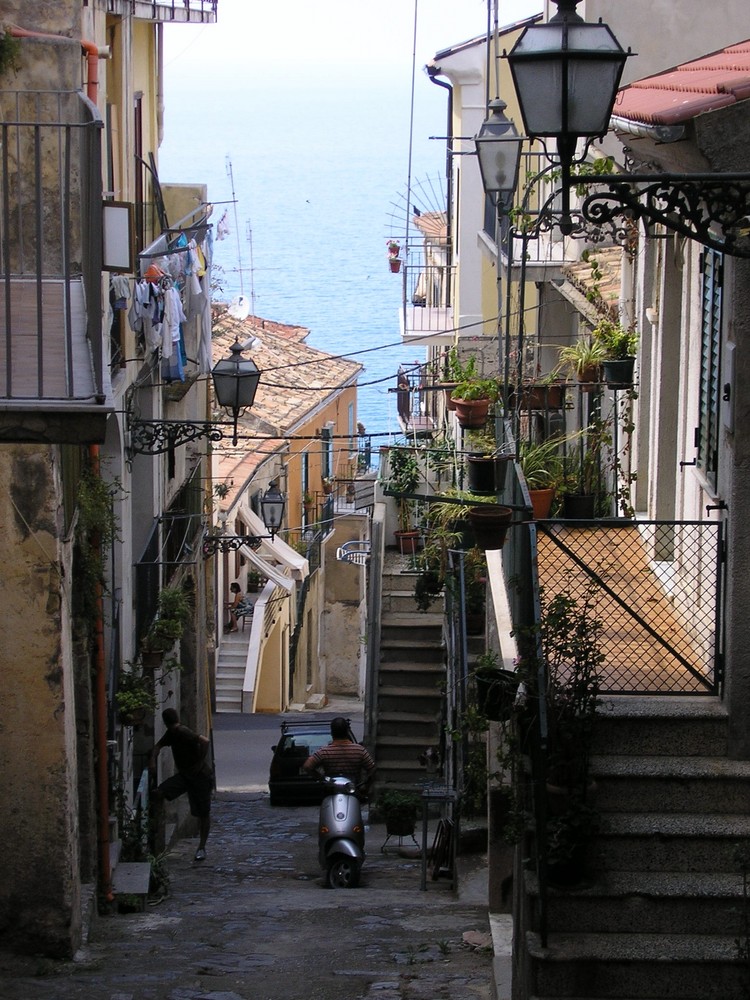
[0,709,496,1000]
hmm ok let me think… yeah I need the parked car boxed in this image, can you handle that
[268,719,352,806]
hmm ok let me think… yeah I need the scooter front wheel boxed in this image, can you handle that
[326,855,360,889]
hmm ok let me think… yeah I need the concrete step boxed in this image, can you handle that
[526,869,747,936]
[378,662,444,689]
[378,710,441,739]
[527,930,744,999]
[378,685,443,713]
[592,811,750,872]
[590,754,750,813]
[380,639,444,664]
[593,696,729,757]
[375,734,439,763]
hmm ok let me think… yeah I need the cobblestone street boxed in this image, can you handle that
[0,792,494,1000]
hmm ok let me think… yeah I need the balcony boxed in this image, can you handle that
[0,90,113,444]
[399,260,456,346]
[106,0,218,23]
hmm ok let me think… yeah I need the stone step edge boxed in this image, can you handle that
[526,929,739,962]
[597,811,750,837]
[524,868,745,899]
[591,754,750,778]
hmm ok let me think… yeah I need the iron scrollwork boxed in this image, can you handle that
[577,173,750,257]
[128,419,227,455]
[201,534,268,557]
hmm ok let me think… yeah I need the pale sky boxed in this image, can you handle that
[164,0,543,84]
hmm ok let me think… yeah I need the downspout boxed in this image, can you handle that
[426,66,454,275]
[10,23,114,905]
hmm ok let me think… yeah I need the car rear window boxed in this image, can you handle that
[278,732,329,757]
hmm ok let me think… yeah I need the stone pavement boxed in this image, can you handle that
[0,790,498,1000]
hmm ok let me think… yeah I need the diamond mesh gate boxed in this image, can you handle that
[537,520,724,694]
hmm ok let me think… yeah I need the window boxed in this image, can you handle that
[697,249,722,490]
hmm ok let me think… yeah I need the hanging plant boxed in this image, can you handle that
[0,33,21,79]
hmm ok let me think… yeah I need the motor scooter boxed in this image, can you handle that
[317,775,366,888]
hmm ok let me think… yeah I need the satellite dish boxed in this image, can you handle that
[228,294,251,320]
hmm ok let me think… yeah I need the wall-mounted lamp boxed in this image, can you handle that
[128,337,261,455]
[202,482,287,557]
[474,98,524,214]
[506,0,628,234]
[500,0,750,255]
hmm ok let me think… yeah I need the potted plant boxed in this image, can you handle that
[593,318,638,388]
[464,429,514,495]
[472,650,519,722]
[141,585,191,664]
[451,376,500,429]
[247,570,262,593]
[321,476,334,495]
[387,446,422,553]
[387,239,401,272]
[558,336,606,388]
[518,437,565,519]
[559,418,610,519]
[116,669,156,726]
[467,501,514,551]
[516,583,604,885]
[541,587,604,884]
[376,788,421,838]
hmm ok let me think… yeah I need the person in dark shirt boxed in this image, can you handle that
[149,708,212,861]
[303,717,375,796]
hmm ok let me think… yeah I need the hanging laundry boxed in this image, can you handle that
[161,281,186,360]
[216,209,230,241]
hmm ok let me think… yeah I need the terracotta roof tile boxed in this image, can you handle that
[614,39,750,127]
[211,306,361,508]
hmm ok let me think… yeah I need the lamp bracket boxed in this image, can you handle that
[575,173,750,257]
[201,534,269,557]
[128,418,229,455]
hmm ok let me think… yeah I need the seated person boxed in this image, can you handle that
[226,581,249,632]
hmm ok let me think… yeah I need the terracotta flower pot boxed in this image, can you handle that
[467,505,513,550]
[529,487,555,520]
[453,397,490,429]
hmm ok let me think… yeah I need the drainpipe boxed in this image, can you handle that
[10,22,114,905]
[426,66,454,275]
[8,26,110,106]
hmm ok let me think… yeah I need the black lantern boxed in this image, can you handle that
[211,338,261,446]
[506,0,628,231]
[474,99,524,213]
[260,481,286,540]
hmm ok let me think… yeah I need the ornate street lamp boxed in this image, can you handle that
[502,0,750,255]
[128,337,261,455]
[211,338,261,446]
[506,0,629,233]
[474,99,524,214]
[259,480,285,540]
[202,481,287,556]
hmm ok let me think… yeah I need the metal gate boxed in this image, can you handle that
[537,519,724,694]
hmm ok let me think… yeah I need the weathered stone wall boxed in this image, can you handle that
[0,445,81,956]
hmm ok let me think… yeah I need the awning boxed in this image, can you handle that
[238,504,310,580]
[238,544,294,592]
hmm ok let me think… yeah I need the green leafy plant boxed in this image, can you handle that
[451,377,500,402]
[376,789,421,832]
[558,337,606,379]
[142,585,191,654]
[518,437,565,491]
[115,670,156,720]
[592,318,638,360]
[387,446,422,533]
[0,32,21,78]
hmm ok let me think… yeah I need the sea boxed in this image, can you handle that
[158,71,454,444]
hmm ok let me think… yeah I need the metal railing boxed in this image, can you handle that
[0,90,106,404]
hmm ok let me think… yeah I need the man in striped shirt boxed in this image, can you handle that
[303,717,375,795]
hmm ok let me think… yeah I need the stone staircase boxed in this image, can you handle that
[374,565,445,789]
[216,629,251,713]
[520,696,750,1000]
